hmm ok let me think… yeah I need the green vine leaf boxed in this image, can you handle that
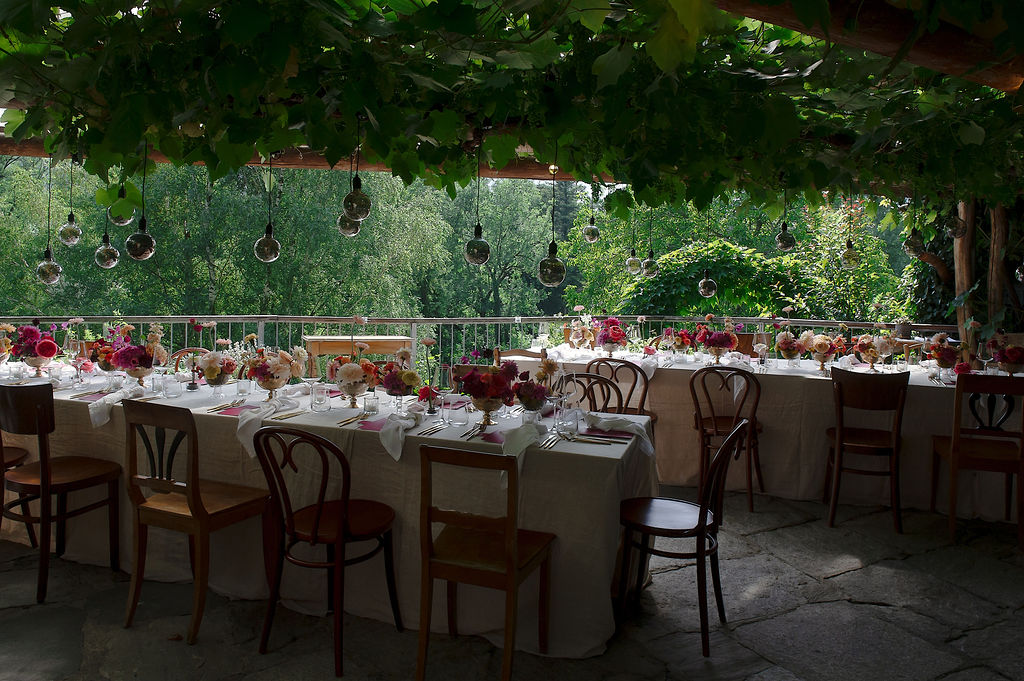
[592,43,635,91]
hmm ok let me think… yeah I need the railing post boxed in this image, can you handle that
[410,321,418,364]
[257,320,265,347]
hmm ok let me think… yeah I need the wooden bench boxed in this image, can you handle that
[302,335,414,377]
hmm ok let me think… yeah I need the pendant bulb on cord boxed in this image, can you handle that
[538,146,565,287]
[95,213,120,269]
[254,153,281,262]
[343,118,372,221]
[641,207,658,278]
[697,209,717,296]
[36,158,62,284]
[59,159,82,246]
[107,180,137,227]
[126,144,156,260]
[583,184,600,243]
[840,191,860,269]
[625,212,641,274]
[465,142,490,265]
[775,187,796,252]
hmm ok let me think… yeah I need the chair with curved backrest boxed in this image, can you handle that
[585,358,655,420]
[930,373,1024,547]
[0,383,121,603]
[253,426,402,677]
[689,367,763,511]
[417,445,555,681]
[0,434,35,541]
[553,372,624,414]
[169,347,210,372]
[618,419,748,658]
[122,399,270,644]
[824,368,910,532]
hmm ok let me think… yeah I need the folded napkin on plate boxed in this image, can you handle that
[836,355,855,370]
[378,403,424,461]
[583,412,654,457]
[639,356,658,379]
[501,422,547,458]
[237,396,301,457]
[89,386,145,428]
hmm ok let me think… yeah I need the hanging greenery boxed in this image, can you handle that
[1,0,1022,217]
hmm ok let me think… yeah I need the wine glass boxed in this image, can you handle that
[432,368,452,425]
[977,341,993,375]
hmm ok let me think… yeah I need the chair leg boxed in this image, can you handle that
[634,533,651,597]
[382,530,403,631]
[36,493,51,604]
[500,580,518,681]
[1005,473,1013,522]
[125,518,147,628]
[745,439,754,513]
[415,570,433,681]
[259,509,283,655]
[696,540,710,658]
[823,447,833,505]
[331,539,345,678]
[186,532,210,645]
[107,480,120,571]
[19,493,37,548]
[617,526,633,618]
[1017,474,1024,551]
[538,554,551,655]
[446,580,458,637]
[890,454,903,534]
[930,449,940,512]
[326,544,335,614]
[709,546,726,624]
[187,535,196,579]
[55,493,67,557]
[827,450,843,528]
[948,463,959,542]
[751,432,765,493]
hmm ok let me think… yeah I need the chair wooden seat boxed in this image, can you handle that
[620,497,713,535]
[292,499,396,543]
[137,480,270,524]
[432,526,554,575]
[932,435,1019,465]
[3,446,28,469]
[701,416,763,435]
[6,456,121,492]
[825,426,895,452]
[618,420,748,658]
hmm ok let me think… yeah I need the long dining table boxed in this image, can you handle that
[509,349,1011,523]
[0,369,656,659]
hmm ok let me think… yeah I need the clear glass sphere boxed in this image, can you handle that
[254,224,281,263]
[125,218,156,260]
[698,270,717,298]
[841,240,860,269]
[94,236,120,269]
[641,250,658,278]
[945,214,968,239]
[36,249,62,285]
[625,249,642,275]
[343,175,371,221]
[775,223,796,252]
[107,205,136,227]
[465,224,490,265]
[1016,263,1024,284]
[902,229,925,257]
[58,213,82,246]
[583,217,600,243]
[336,214,361,237]
[538,242,566,287]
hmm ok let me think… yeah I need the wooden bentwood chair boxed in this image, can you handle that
[0,383,121,603]
[122,400,270,644]
[169,347,210,372]
[931,373,1024,547]
[824,368,909,532]
[618,420,748,657]
[585,358,656,422]
[253,426,403,677]
[417,445,555,681]
[553,372,624,414]
[689,367,763,511]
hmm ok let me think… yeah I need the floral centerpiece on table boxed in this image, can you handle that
[330,356,381,407]
[775,330,803,360]
[244,346,307,399]
[111,334,166,386]
[808,333,839,371]
[852,333,880,369]
[533,357,561,386]
[461,360,517,425]
[380,362,421,396]
[0,323,16,362]
[513,370,549,413]
[927,333,958,369]
[12,321,61,375]
[701,322,738,363]
[596,317,628,354]
[197,344,238,386]
[986,333,1023,375]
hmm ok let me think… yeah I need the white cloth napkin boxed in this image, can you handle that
[89,386,145,428]
[379,403,424,461]
[502,422,548,459]
[582,412,654,458]
[639,356,658,378]
[280,383,311,396]
[237,395,301,457]
[837,354,855,369]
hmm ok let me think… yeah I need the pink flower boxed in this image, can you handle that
[353,314,367,325]
[421,338,437,347]
[637,315,647,323]
[643,346,656,355]
[215,338,230,346]
[704,314,714,321]
[573,305,585,312]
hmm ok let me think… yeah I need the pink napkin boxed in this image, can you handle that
[329,389,342,397]
[444,396,470,410]
[219,404,260,416]
[481,430,506,444]
[358,418,388,432]
[75,392,107,402]
[582,427,633,439]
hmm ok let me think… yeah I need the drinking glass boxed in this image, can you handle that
[236,379,252,396]
[311,383,331,412]
[977,341,993,375]
[449,393,468,426]
[10,364,25,380]
[363,394,379,415]
[432,370,452,425]
[163,376,183,399]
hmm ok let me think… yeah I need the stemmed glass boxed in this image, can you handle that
[431,368,452,425]
[977,341,993,375]
[301,375,321,410]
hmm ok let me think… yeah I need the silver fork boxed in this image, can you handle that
[539,434,559,449]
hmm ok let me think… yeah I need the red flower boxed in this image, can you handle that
[35,338,59,358]
[953,362,972,375]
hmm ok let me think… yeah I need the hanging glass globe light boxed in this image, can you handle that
[1016,262,1024,284]
[641,250,659,278]
[944,214,968,239]
[537,241,566,287]
[125,216,156,260]
[464,223,490,265]
[336,214,361,237]
[95,233,120,269]
[36,247,62,285]
[343,175,371,221]
[254,223,281,263]
[902,228,925,257]
[583,215,600,243]
[107,186,136,227]
[775,222,796,252]
[841,239,860,269]
[698,269,717,298]
[58,212,82,246]
[625,248,642,275]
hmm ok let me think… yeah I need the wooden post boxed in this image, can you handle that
[953,200,975,353]
[990,204,1009,323]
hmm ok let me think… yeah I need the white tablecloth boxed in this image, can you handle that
[0,373,656,658]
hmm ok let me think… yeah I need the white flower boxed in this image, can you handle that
[201,321,217,328]
[782,306,795,313]
[775,331,794,344]
[69,317,85,325]
[291,346,309,363]
[338,362,365,382]
[797,330,815,351]
[753,343,768,355]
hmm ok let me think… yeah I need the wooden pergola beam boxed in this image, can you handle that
[714,0,1024,93]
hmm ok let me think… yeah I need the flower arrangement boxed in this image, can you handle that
[197,351,238,383]
[852,333,879,364]
[987,334,1024,368]
[329,356,380,387]
[927,333,957,368]
[11,322,60,361]
[513,370,549,411]
[534,357,560,385]
[145,323,169,366]
[244,347,306,387]
[381,363,421,396]
[954,362,973,375]
[775,330,803,359]
[704,330,738,350]
[596,317,628,348]
[461,361,517,411]
[808,333,838,370]
[0,323,17,358]
[111,343,157,370]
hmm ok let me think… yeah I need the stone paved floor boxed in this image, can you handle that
[2,490,1023,681]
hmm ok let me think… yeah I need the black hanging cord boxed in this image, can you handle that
[267,154,273,225]
[354,118,361,177]
[475,143,481,227]
[550,146,557,242]
[648,207,653,250]
[46,158,52,248]
[69,160,73,215]
[348,150,354,191]
[141,144,148,215]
